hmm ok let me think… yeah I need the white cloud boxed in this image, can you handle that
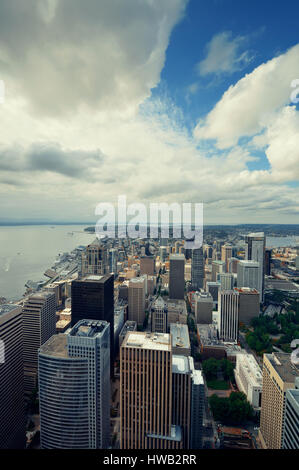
[197,31,253,77]
[194,43,299,148]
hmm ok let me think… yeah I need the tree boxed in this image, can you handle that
[202,358,219,380]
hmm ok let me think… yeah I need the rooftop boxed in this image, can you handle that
[69,319,108,338]
[170,323,190,350]
[0,304,20,318]
[123,331,171,351]
[265,352,299,384]
[39,334,68,358]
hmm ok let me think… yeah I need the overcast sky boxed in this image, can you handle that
[0,0,298,224]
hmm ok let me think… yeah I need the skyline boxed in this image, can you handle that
[0,0,298,224]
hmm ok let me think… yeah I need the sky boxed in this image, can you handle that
[0,0,298,225]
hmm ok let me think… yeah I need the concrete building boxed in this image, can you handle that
[140,256,155,276]
[237,260,260,299]
[283,377,299,449]
[172,355,204,449]
[235,287,260,325]
[170,323,191,357]
[120,332,182,449]
[0,305,26,449]
[22,291,56,396]
[217,272,234,291]
[119,320,137,348]
[151,296,167,333]
[212,260,225,282]
[218,291,239,343]
[81,240,108,276]
[71,274,114,375]
[194,291,213,324]
[206,281,221,307]
[128,277,146,327]
[169,254,185,300]
[39,320,110,449]
[245,232,265,302]
[221,244,233,272]
[197,324,226,360]
[191,248,204,290]
[234,353,263,411]
[265,249,272,276]
[166,298,188,325]
[228,257,239,274]
[259,353,299,449]
[114,305,125,351]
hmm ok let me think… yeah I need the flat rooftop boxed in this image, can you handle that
[123,331,171,351]
[265,279,299,292]
[69,319,108,338]
[170,323,190,349]
[0,304,20,318]
[39,334,68,358]
[172,355,190,374]
[266,353,299,384]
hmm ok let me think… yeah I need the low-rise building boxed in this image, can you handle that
[234,353,263,411]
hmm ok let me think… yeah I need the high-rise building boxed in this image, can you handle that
[169,254,185,300]
[160,246,168,263]
[140,256,155,276]
[265,249,272,276]
[218,291,239,343]
[71,274,114,375]
[151,296,167,333]
[235,287,260,325]
[39,320,110,449]
[172,355,204,449]
[0,305,26,449]
[108,248,118,274]
[194,291,213,324]
[120,332,182,449]
[217,272,234,291]
[211,260,225,282]
[283,377,299,449]
[191,248,204,291]
[221,244,232,272]
[81,239,108,276]
[22,292,56,396]
[237,260,260,297]
[128,277,146,327]
[206,281,221,307]
[228,257,239,274]
[245,232,265,302]
[259,353,299,449]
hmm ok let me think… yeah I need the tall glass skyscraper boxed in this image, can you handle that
[38,320,110,449]
[191,247,204,290]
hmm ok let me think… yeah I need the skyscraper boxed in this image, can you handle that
[235,287,260,325]
[191,247,204,291]
[265,248,272,276]
[245,232,265,302]
[237,260,260,297]
[259,353,299,449]
[221,244,232,272]
[81,239,108,277]
[217,272,234,291]
[140,256,155,276]
[169,254,185,300]
[283,377,299,449]
[22,291,56,396]
[128,277,146,327]
[151,296,167,333]
[211,260,225,282]
[218,291,239,343]
[194,291,213,324]
[39,320,110,449]
[120,332,182,449]
[0,305,26,449]
[71,274,114,375]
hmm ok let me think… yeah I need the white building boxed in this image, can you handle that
[234,353,263,411]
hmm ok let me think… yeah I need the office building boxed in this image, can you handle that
[170,323,191,357]
[212,260,225,282]
[221,244,232,272]
[217,272,234,291]
[245,232,265,302]
[237,260,260,297]
[265,249,272,276]
[283,377,299,449]
[120,332,182,449]
[0,305,26,449]
[81,239,108,276]
[235,287,260,325]
[194,291,213,324]
[259,353,299,449]
[169,254,185,300]
[22,292,56,396]
[39,320,110,449]
[228,257,239,274]
[191,248,204,291]
[234,353,263,411]
[140,256,155,276]
[151,296,167,333]
[218,291,239,343]
[108,248,118,274]
[166,298,188,325]
[206,281,221,306]
[128,277,146,327]
[119,320,137,348]
[71,274,114,374]
[172,355,204,449]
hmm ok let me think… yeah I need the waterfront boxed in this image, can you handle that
[0,225,95,301]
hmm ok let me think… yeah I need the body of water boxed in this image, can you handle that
[0,225,95,301]
[266,236,299,248]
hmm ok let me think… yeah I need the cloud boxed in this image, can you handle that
[197,31,254,77]
[0,0,187,116]
[194,43,299,148]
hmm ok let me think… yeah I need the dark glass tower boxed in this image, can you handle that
[71,274,114,375]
